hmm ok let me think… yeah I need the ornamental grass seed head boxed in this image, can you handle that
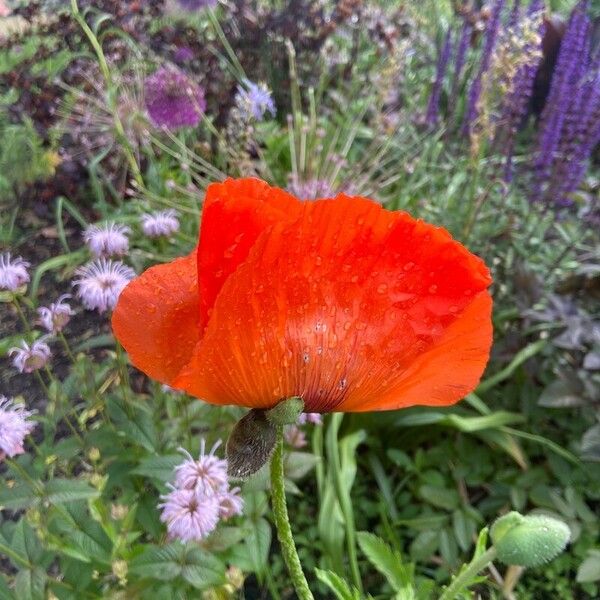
[74,259,135,313]
[0,253,30,292]
[113,178,492,414]
[9,338,51,373]
[0,397,36,459]
[83,222,131,258]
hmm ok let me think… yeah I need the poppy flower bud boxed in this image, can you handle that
[266,396,304,426]
[491,511,571,567]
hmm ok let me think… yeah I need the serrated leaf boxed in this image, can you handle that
[44,479,99,505]
[129,544,183,580]
[131,455,182,482]
[180,547,226,590]
[357,532,415,595]
[14,568,46,600]
[0,482,39,510]
[11,520,42,564]
[315,568,362,600]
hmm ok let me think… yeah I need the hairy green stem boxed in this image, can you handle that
[439,547,497,600]
[270,427,314,600]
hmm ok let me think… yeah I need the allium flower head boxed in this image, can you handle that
[0,253,30,291]
[37,294,74,334]
[235,80,276,121]
[0,397,36,459]
[74,259,135,313]
[84,222,130,258]
[9,338,51,373]
[174,440,228,494]
[141,210,180,238]
[217,487,244,519]
[145,67,206,131]
[159,485,220,542]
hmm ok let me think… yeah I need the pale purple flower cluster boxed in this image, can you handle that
[285,412,323,448]
[145,66,206,131]
[141,210,180,238]
[426,27,454,126]
[9,338,51,373]
[0,253,30,292]
[37,294,74,334]
[159,440,243,542]
[531,0,599,206]
[0,397,36,459]
[73,259,135,313]
[287,176,338,200]
[84,223,130,258]
[235,80,276,121]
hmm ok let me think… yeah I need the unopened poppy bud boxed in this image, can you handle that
[491,511,571,567]
[266,396,304,425]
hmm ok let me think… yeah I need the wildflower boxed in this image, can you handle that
[217,487,244,519]
[9,338,51,373]
[83,222,130,258]
[37,294,74,334]
[0,397,36,459]
[112,177,492,413]
[284,425,307,448]
[426,27,453,126]
[173,45,195,63]
[0,253,30,291]
[144,66,206,131]
[298,412,322,425]
[174,440,229,494]
[159,485,220,542]
[74,259,135,313]
[141,209,180,238]
[287,175,338,200]
[177,0,217,10]
[235,81,276,121]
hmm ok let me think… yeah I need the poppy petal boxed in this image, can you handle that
[173,196,492,412]
[198,178,301,331]
[111,251,200,386]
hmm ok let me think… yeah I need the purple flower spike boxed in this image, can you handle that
[449,18,472,105]
[0,397,36,459]
[145,67,206,131]
[426,27,454,126]
[463,0,505,135]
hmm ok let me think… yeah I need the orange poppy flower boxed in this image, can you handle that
[112,177,492,413]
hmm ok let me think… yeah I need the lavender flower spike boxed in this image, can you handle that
[449,18,472,106]
[426,27,453,125]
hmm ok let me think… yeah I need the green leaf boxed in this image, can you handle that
[129,544,183,581]
[284,451,319,480]
[315,568,362,600]
[0,481,39,510]
[44,479,100,505]
[577,550,600,583]
[131,455,182,482]
[357,532,415,595]
[11,520,42,565]
[14,568,46,600]
[179,547,226,590]
[419,485,460,511]
[107,397,158,452]
[0,574,15,600]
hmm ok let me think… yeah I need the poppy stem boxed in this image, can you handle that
[270,426,314,600]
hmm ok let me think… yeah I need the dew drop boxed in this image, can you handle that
[377,283,388,294]
[428,284,438,294]
[403,262,415,271]
[351,275,359,283]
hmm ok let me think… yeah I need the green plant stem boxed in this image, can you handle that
[439,547,497,600]
[270,426,314,600]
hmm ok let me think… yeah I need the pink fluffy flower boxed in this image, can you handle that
[298,412,323,426]
[9,338,51,373]
[141,209,180,238]
[284,425,307,448]
[217,487,244,520]
[174,440,228,494]
[159,485,221,542]
[73,259,135,313]
[0,397,36,459]
[83,222,130,258]
[37,294,74,334]
[0,253,30,291]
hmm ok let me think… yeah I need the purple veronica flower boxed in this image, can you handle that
[37,294,74,334]
[9,338,51,373]
[463,0,505,135]
[0,397,36,459]
[73,259,135,313]
[159,485,221,542]
[235,80,276,121]
[141,210,180,238]
[426,27,453,125]
[174,440,229,494]
[84,223,130,258]
[0,253,30,291]
[145,67,206,131]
